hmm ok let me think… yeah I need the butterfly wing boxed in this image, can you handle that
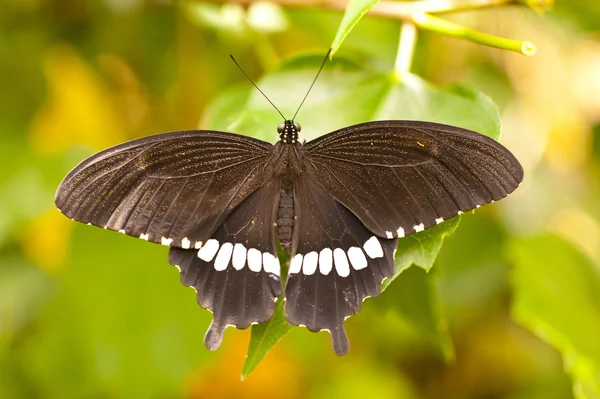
[284,174,397,355]
[168,178,282,350]
[285,120,523,354]
[55,130,275,248]
[302,120,523,239]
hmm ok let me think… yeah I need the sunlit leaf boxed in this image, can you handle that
[510,234,600,399]
[378,266,455,361]
[387,217,461,281]
[203,55,503,376]
[331,0,381,55]
[242,299,292,379]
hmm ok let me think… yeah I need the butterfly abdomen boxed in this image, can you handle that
[276,186,294,253]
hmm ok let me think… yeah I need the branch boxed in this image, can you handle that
[198,0,543,56]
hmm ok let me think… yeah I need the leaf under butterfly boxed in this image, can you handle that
[217,60,505,377]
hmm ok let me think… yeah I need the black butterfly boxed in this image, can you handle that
[55,116,523,355]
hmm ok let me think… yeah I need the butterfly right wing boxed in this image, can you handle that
[302,120,523,240]
[55,130,275,249]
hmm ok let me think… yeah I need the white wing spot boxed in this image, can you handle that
[232,243,247,270]
[161,236,173,246]
[247,248,262,272]
[139,233,149,241]
[385,231,393,239]
[413,223,425,233]
[290,254,303,274]
[396,227,405,237]
[319,248,333,275]
[197,239,219,262]
[214,242,233,271]
[194,241,203,249]
[348,247,367,270]
[263,252,280,276]
[181,237,191,249]
[363,236,384,259]
[302,251,318,275]
[457,210,463,215]
[435,217,444,225]
[118,229,126,234]
[333,248,350,277]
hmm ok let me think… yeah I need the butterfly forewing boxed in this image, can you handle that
[302,121,523,240]
[55,130,275,248]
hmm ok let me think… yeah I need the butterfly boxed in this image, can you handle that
[55,54,523,355]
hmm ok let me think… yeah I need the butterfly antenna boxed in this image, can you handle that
[292,48,332,121]
[230,54,287,121]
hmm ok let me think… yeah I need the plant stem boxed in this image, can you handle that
[197,0,540,56]
[412,12,536,55]
[395,22,418,77]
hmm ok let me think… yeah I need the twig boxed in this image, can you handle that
[195,0,540,56]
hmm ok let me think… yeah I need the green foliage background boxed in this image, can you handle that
[1,0,600,398]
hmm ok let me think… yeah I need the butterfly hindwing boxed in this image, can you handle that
[168,178,282,350]
[55,130,275,248]
[284,174,397,355]
[302,121,524,239]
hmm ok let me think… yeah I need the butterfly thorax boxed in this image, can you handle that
[277,120,300,144]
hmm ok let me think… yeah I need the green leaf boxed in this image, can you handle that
[241,299,292,380]
[377,266,455,361]
[204,55,502,377]
[510,234,600,399]
[20,227,212,397]
[386,216,460,285]
[375,74,501,140]
[331,0,381,55]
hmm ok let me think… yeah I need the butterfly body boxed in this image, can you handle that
[56,119,523,355]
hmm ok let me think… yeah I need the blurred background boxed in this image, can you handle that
[1,0,600,398]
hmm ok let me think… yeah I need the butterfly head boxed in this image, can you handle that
[278,120,301,144]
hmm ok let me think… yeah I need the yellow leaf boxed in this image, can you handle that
[30,45,127,154]
[19,209,72,272]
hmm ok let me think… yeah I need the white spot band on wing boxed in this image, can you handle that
[198,239,219,262]
[232,243,247,270]
[363,236,384,259]
[347,247,367,270]
[247,248,262,272]
[289,254,303,274]
[333,248,350,277]
[302,251,318,275]
[214,242,233,271]
[319,248,333,275]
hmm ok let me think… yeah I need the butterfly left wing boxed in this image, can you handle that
[168,178,282,350]
[284,174,397,355]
